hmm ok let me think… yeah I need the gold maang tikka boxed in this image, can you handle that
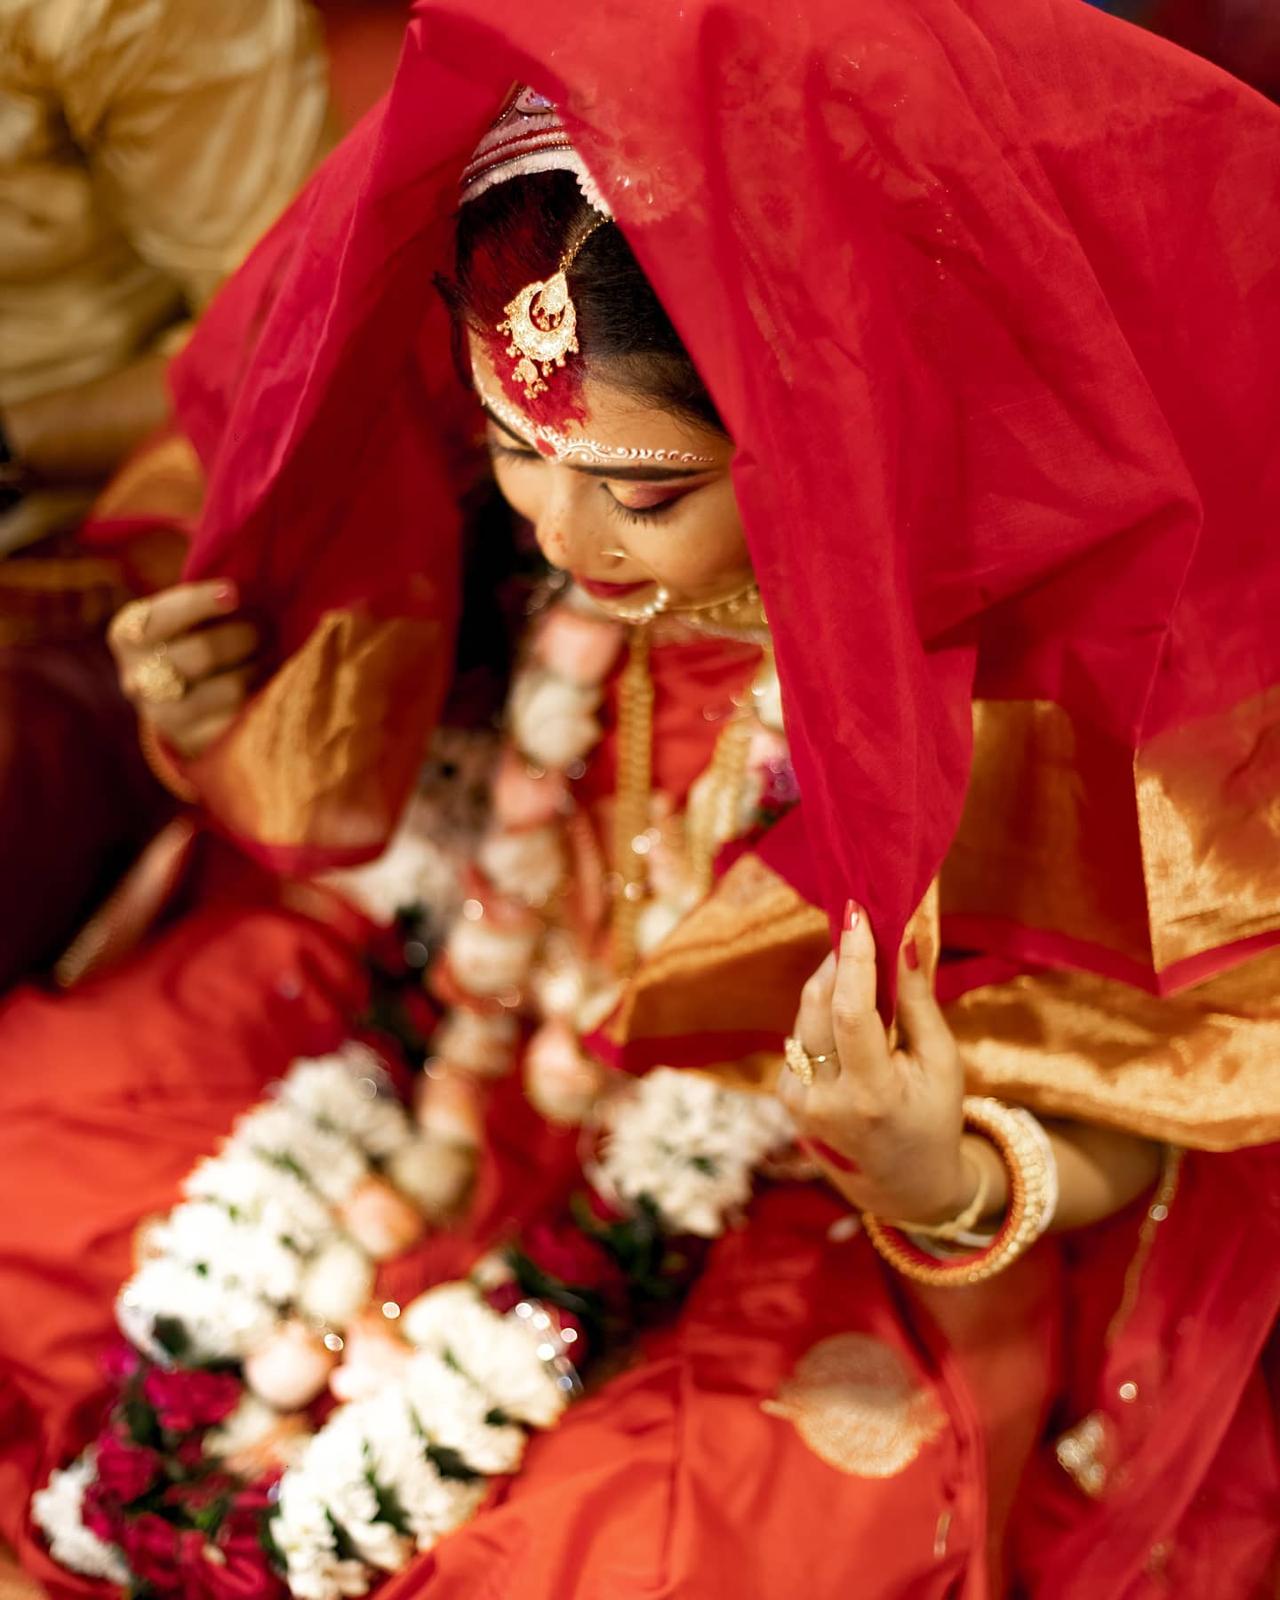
[497,217,609,400]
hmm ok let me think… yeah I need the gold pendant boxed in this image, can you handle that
[498,270,579,400]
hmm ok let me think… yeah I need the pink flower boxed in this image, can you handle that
[328,1313,414,1406]
[94,1429,162,1505]
[492,748,569,830]
[243,1321,335,1412]
[339,1175,427,1260]
[144,1367,242,1435]
[101,1342,141,1385]
[523,1020,605,1125]
[534,608,623,687]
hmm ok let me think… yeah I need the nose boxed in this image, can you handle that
[531,468,622,574]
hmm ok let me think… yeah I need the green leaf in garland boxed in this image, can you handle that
[426,1444,481,1482]
[150,1316,191,1363]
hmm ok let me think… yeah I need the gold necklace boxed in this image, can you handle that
[611,624,655,974]
[662,580,769,641]
[685,711,756,897]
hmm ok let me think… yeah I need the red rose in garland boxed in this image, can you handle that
[118,1510,182,1590]
[93,1428,162,1505]
[521,1219,626,1302]
[143,1366,242,1434]
[484,1279,525,1315]
[201,1506,288,1600]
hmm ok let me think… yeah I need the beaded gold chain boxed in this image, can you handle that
[611,625,656,974]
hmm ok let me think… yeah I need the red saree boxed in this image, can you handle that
[159,1,1280,1591]
[7,0,1277,1592]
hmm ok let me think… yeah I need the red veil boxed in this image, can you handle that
[156,9,1280,1588]
[174,0,1280,993]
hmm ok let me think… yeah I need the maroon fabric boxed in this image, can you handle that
[0,640,169,991]
[172,0,1280,996]
[1151,0,1280,97]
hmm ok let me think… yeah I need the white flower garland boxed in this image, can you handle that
[116,1043,431,1381]
[31,1451,132,1588]
[35,1050,794,1600]
[265,1072,792,1598]
[596,1067,795,1238]
[34,593,803,1599]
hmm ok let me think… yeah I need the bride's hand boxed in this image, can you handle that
[777,904,971,1227]
[109,580,261,758]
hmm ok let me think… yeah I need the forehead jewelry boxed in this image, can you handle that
[475,375,717,470]
[497,217,610,401]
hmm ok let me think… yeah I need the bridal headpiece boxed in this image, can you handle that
[461,87,614,401]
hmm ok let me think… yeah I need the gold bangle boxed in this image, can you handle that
[891,1147,990,1241]
[863,1098,1057,1286]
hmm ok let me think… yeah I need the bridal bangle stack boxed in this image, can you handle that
[863,1098,1059,1286]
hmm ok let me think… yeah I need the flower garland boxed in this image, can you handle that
[33,589,802,1598]
[35,1068,794,1598]
[117,1045,441,1402]
[428,587,788,1135]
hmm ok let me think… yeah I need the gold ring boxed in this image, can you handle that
[784,1035,835,1088]
[131,647,187,705]
[114,598,153,646]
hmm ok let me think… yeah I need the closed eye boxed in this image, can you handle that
[602,485,684,525]
[487,439,539,465]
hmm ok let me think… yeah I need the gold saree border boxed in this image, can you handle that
[947,951,1280,1151]
[942,694,1280,980]
[1136,685,1280,971]
[192,608,447,854]
[604,853,829,1051]
[608,849,1278,1150]
[91,434,206,524]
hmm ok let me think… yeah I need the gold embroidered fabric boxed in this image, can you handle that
[1054,1411,1112,1499]
[1136,686,1280,971]
[942,696,1280,983]
[948,954,1280,1150]
[762,1333,946,1478]
[91,435,205,525]
[190,610,449,855]
[607,844,1277,1148]
[604,852,829,1058]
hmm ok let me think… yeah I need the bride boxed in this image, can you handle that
[7,3,1280,1596]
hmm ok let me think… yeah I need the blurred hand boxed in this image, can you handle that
[778,905,970,1227]
[109,580,261,758]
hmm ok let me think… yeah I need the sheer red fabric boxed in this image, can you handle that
[174,0,1280,991]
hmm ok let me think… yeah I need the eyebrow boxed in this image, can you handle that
[482,407,719,481]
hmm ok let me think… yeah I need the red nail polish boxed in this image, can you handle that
[803,1137,861,1175]
[214,581,238,609]
[903,939,920,971]
[843,900,861,934]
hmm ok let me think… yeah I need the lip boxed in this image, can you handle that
[575,577,652,599]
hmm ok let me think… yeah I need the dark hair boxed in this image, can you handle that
[447,171,724,436]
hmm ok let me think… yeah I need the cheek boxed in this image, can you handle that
[491,461,543,524]
[641,497,750,589]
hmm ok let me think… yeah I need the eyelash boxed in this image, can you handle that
[488,440,683,524]
[487,441,536,465]
[602,488,681,525]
